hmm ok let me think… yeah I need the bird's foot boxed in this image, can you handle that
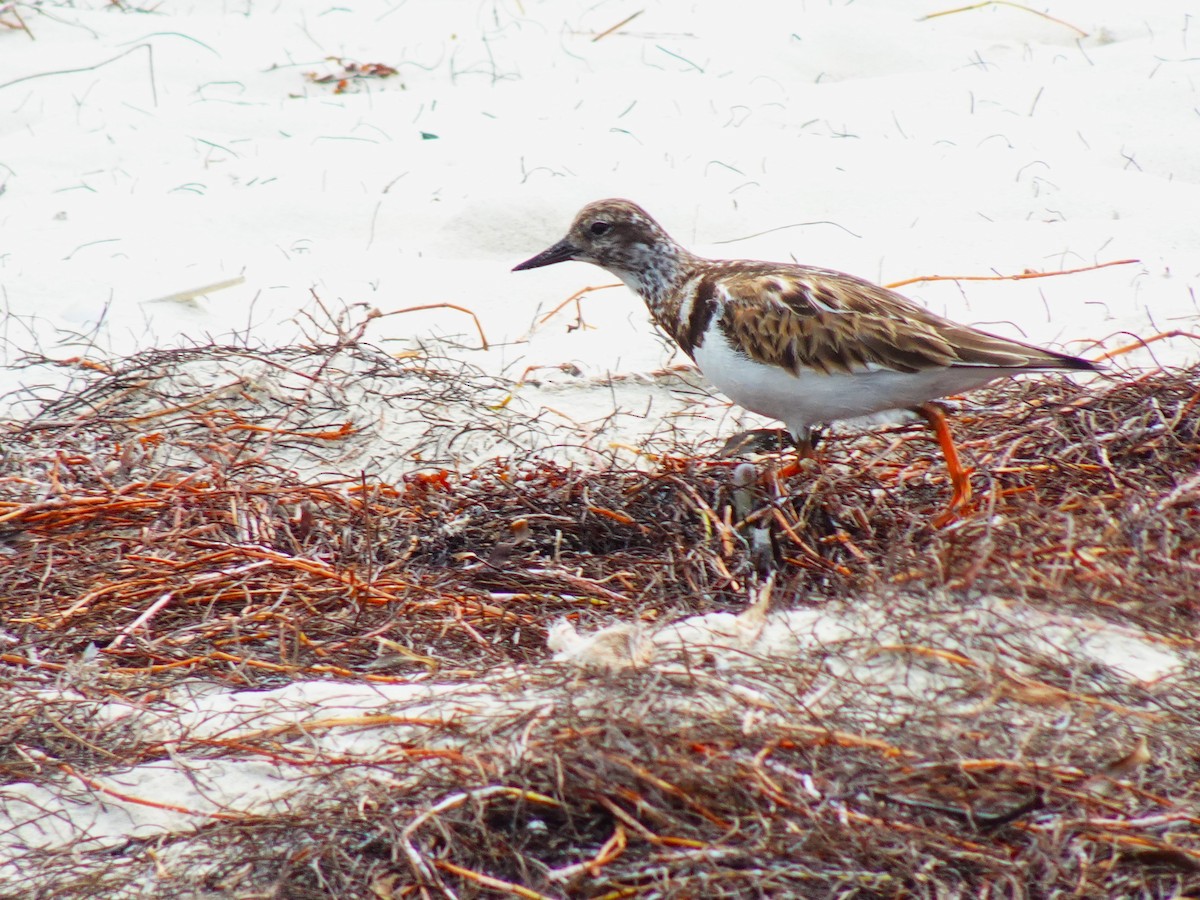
[916,403,975,528]
[719,428,792,458]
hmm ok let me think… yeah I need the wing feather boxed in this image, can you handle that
[714,267,1094,375]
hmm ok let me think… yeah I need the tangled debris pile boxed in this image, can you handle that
[0,337,1197,898]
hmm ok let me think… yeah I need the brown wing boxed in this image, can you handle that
[713,266,1094,376]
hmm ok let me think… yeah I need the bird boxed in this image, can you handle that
[513,199,1099,525]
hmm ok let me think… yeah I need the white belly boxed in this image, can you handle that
[692,332,1002,435]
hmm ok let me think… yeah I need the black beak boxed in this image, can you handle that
[513,238,579,271]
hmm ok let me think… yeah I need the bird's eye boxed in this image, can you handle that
[589,221,611,236]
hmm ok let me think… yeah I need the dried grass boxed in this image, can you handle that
[1,333,1197,899]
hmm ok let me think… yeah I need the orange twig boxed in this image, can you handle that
[1,3,32,39]
[605,753,731,829]
[920,1,1088,38]
[121,383,247,424]
[376,302,490,350]
[55,760,250,822]
[593,10,643,41]
[842,808,991,853]
[0,653,68,672]
[769,506,851,575]
[1090,330,1200,363]
[870,644,976,667]
[535,283,622,328]
[221,419,357,440]
[587,505,639,526]
[780,728,915,758]
[434,860,558,900]
[203,650,414,683]
[587,824,628,875]
[885,258,1137,290]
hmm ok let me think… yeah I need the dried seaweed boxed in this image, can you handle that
[1,337,1197,898]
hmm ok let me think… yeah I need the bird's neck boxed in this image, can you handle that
[609,241,702,335]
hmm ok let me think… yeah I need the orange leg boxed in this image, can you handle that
[915,403,973,527]
[777,431,818,478]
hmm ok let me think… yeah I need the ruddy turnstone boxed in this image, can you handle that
[514,199,1099,525]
